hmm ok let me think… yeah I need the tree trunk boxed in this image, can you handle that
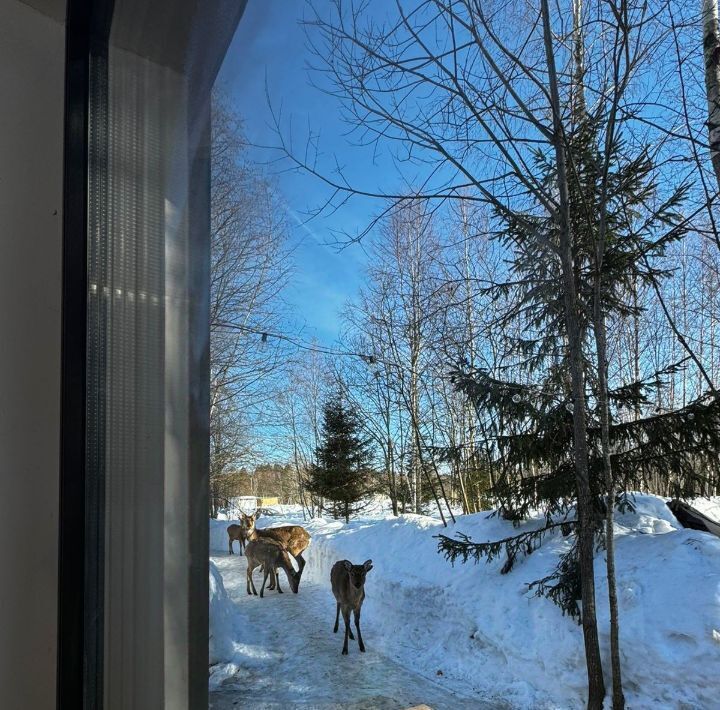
[457,459,472,515]
[593,311,625,710]
[541,2,605,706]
[388,435,399,516]
[704,0,720,193]
[384,389,399,516]
[411,359,421,514]
[584,0,625,697]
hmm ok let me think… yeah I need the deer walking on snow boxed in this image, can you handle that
[331,559,373,655]
[242,512,311,589]
[245,538,299,597]
[226,521,248,555]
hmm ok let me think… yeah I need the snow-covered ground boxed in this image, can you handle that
[209,553,499,709]
[209,495,720,709]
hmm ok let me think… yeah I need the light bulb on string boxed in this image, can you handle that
[512,393,522,404]
[565,402,574,413]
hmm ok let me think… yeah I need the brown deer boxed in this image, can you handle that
[331,559,373,655]
[242,512,311,589]
[226,521,248,555]
[245,538,299,597]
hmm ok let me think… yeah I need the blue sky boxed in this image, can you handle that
[216,0,391,346]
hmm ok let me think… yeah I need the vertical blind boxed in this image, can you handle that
[83,1,246,706]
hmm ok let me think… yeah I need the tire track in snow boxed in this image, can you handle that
[209,553,498,709]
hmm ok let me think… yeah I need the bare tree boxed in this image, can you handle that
[278,348,333,517]
[704,0,720,191]
[343,201,446,514]
[209,94,293,514]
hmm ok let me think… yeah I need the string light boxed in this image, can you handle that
[216,321,564,396]
[216,321,435,376]
[215,321,701,414]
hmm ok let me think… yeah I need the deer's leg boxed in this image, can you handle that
[247,563,258,595]
[342,608,351,655]
[275,569,283,593]
[228,538,233,555]
[333,602,340,633]
[239,537,244,556]
[267,565,276,590]
[260,568,272,598]
[251,564,259,595]
[354,607,365,652]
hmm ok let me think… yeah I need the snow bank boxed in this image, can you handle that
[209,558,285,690]
[208,561,242,688]
[297,494,720,709]
[210,519,238,554]
[209,561,235,665]
[689,496,720,525]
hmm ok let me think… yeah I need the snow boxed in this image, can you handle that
[209,494,720,709]
[208,553,498,709]
[689,496,720,524]
[209,561,232,664]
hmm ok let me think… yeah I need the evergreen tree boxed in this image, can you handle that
[307,394,376,523]
[438,118,720,572]
[438,26,720,688]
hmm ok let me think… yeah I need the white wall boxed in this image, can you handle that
[0,2,65,707]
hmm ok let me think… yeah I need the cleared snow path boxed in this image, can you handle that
[209,552,502,710]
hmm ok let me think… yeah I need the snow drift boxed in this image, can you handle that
[209,561,242,688]
[209,495,720,708]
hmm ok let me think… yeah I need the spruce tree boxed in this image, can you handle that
[438,120,720,562]
[307,395,376,523]
[438,34,720,708]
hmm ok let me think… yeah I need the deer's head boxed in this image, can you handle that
[343,559,373,590]
[242,511,259,533]
[288,568,300,594]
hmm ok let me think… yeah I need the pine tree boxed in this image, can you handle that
[307,394,376,523]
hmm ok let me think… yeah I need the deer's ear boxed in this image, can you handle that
[363,559,373,572]
[343,560,353,572]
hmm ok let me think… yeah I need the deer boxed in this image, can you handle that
[226,521,248,555]
[242,512,311,589]
[245,538,299,597]
[331,559,373,655]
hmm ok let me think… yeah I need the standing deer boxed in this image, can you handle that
[226,521,248,555]
[243,512,311,589]
[331,559,373,655]
[245,538,299,597]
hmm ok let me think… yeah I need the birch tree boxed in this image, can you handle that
[704,0,720,191]
[209,95,292,513]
